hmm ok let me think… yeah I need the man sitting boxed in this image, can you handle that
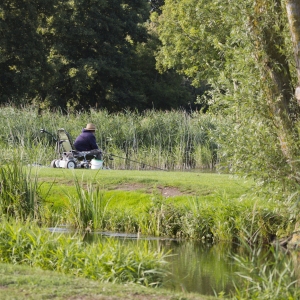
[74,123,103,160]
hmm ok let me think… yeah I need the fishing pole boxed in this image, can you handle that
[40,128,66,154]
[107,153,168,171]
[40,128,57,141]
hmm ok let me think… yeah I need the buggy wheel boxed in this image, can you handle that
[65,160,76,169]
[80,162,89,169]
[51,159,58,168]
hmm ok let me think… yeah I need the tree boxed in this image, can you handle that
[152,0,230,86]
[130,22,200,110]
[1,0,201,112]
[286,0,300,102]
[44,0,150,111]
[0,0,55,104]
[154,0,300,189]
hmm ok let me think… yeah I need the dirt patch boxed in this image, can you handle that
[67,293,201,300]
[157,186,184,197]
[67,295,194,300]
[114,183,146,191]
[114,183,184,198]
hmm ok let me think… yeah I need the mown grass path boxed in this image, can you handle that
[37,168,252,206]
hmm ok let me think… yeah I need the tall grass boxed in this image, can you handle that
[0,158,42,221]
[0,218,168,286]
[0,105,223,170]
[229,242,300,300]
[64,176,111,231]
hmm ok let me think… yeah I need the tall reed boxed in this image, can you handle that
[0,158,42,221]
[64,176,111,231]
[0,105,223,170]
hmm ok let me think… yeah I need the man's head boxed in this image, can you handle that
[85,123,96,132]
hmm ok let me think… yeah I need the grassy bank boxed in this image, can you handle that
[0,163,298,299]
[33,167,293,243]
[0,163,294,243]
[0,263,213,300]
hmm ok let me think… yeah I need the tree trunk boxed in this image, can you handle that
[249,0,297,162]
[286,0,300,103]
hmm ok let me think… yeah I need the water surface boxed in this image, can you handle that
[84,232,250,295]
[50,228,297,296]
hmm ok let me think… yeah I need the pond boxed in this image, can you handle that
[79,231,299,296]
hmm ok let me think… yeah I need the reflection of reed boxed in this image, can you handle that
[79,233,298,297]
[161,240,237,295]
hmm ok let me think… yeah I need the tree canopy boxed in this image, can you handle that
[153,0,300,190]
[0,0,54,103]
[0,0,196,111]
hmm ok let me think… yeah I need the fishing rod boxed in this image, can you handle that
[40,128,57,141]
[107,153,168,171]
[40,128,66,154]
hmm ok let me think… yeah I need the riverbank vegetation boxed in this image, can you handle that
[2,0,300,298]
[0,159,295,243]
[0,161,299,298]
[0,218,168,287]
[0,107,299,298]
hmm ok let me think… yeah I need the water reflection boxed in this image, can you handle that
[84,232,244,295]
[51,228,297,296]
[161,241,240,295]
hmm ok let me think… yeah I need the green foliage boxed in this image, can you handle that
[46,0,150,110]
[153,0,230,85]
[153,0,300,195]
[230,244,300,300]
[131,23,197,110]
[0,159,42,220]
[0,218,168,286]
[0,0,55,104]
[0,0,196,111]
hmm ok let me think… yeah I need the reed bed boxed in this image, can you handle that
[0,105,223,170]
[0,218,168,286]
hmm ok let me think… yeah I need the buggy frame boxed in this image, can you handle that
[41,128,102,169]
